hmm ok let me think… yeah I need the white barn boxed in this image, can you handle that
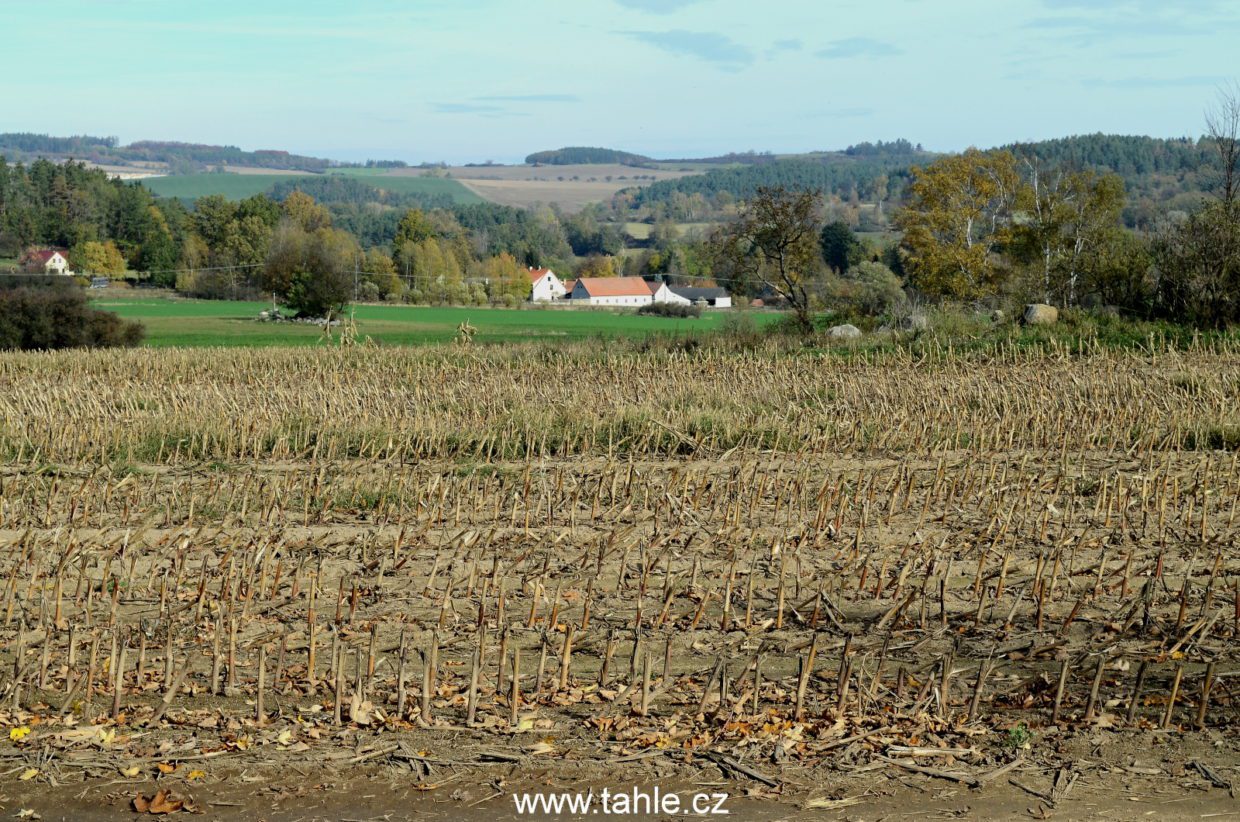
[528,268,567,302]
[668,286,732,308]
[569,277,658,306]
[647,280,680,304]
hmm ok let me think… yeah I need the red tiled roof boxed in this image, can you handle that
[26,248,69,264]
[527,267,553,283]
[574,277,654,298]
[562,279,577,293]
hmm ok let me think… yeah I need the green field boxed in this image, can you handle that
[92,295,775,347]
[624,221,719,240]
[141,172,481,204]
[324,170,483,202]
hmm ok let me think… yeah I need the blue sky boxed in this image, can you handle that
[1,0,1236,163]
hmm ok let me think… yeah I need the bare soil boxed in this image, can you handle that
[0,453,1235,820]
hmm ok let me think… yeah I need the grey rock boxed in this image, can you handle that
[1023,304,1059,325]
[827,323,862,339]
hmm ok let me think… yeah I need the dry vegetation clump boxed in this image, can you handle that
[0,339,1235,815]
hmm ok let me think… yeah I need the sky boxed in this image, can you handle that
[1,0,1236,164]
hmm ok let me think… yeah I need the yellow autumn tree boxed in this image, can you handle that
[76,240,128,278]
[897,149,1020,299]
[479,253,530,304]
[281,191,332,232]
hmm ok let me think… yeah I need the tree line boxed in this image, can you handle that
[0,156,671,315]
[0,133,334,173]
[621,134,1224,232]
[525,147,655,166]
[3,90,1237,328]
[709,88,1240,329]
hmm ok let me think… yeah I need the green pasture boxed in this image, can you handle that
[91,295,776,348]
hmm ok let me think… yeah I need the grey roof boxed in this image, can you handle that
[668,286,728,301]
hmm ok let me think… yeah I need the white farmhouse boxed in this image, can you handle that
[528,267,567,302]
[22,248,72,276]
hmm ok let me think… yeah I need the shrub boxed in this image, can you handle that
[637,302,703,318]
[1153,202,1240,327]
[716,311,765,349]
[288,267,352,318]
[0,277,144,350]
[826,261,907,317]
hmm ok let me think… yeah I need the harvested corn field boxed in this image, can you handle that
[0,340,1237,820]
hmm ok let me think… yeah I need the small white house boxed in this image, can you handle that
[528,267,567,302]
[22,248,72,276]
[569,277,657,306]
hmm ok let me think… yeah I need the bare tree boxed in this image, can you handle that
[712,186,824,333]
[1205,82,1240,211]
[1154,84,1240,326]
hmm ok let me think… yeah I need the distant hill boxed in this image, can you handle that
[628,142,937,213]
[0,132,335,173]
[1001,133,1216,224]
[626,135,1219,228]
[525,147,655,166]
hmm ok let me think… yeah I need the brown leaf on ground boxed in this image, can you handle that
[132,789,184,814]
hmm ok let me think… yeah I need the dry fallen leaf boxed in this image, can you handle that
[133,789,184,815]
[186,770,205,781]
[156,762,177,774]
[349,694,374,725]
[19,768,39,781]
[121,765,142,778]
[525,740,555,756]
[9,726,32,742]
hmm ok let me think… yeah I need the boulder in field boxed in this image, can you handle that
[827,323,862,339]
[1023,304,1058,325]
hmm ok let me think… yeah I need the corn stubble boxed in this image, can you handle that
[0,338,1235,794]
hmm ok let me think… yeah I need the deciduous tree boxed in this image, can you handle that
[281,191,332,232]
[1013,162,1125,306]
[897,149,1020,300]
[712,186,824,332]
[75,239,127,277]
[478,252,529,303]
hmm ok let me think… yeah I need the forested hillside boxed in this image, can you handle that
[1001,134,1216,226]
[525,147,655,166]
[625,154,928,217]
[624,135,1220,229]
[0,133,335,172]
[267,176,458,210]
